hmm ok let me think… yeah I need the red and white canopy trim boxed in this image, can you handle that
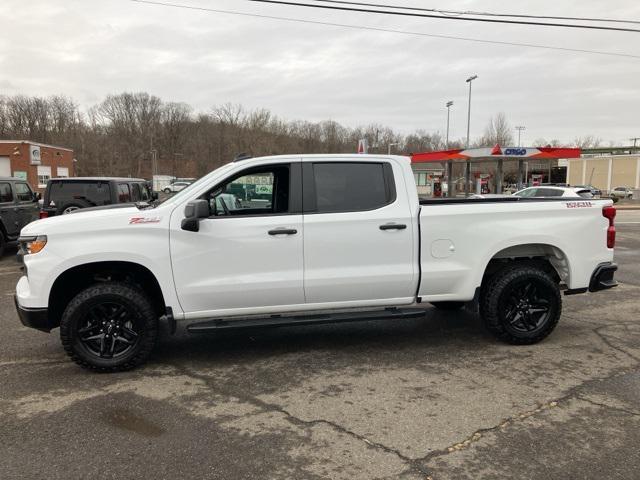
[412,145,581,163]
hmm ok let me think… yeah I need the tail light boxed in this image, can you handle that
[602,205,616,249]
[39,210,48,219]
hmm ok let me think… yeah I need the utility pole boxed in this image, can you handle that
[630,137,640,153]
[387,143,399,155]
[173,153,183,178]
[446,101,453,149]
[515,126,526,147]
[150,149,158,176]
[465,75,478,196]
[446,100,454,198]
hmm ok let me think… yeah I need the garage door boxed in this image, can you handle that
[0,157,11,177]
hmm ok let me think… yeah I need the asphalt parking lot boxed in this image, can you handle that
[1,211,639,480]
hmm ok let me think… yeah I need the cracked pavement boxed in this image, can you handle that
[1,211,639,479]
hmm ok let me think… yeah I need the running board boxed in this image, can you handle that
[186,308,426,333]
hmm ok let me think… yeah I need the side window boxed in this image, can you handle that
[139,184,150,201]
[206,165,290,217]
[312,162,393,213]
[0,183,13,203]
[537,188,563,197]
[517,188,537,198]
[117,183,131,202]
[131,183,141,202]
[15,183,33,202]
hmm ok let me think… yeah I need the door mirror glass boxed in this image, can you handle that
[181,199,210,232]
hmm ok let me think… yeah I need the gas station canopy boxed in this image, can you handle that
[411,145,582,196]
[412,146,581,163]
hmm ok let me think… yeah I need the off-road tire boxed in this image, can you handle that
[430,301,465,310]
[60,282,158,372]
[480,264,561,345]
[0,230,5,257]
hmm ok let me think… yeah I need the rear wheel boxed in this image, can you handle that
[430,301,465,310]
[0,231,5,257]
[480,264,561,345]
[60,282,158,372]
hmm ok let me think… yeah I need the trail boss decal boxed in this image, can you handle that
[129,217,162,224]
[565,201,594,208]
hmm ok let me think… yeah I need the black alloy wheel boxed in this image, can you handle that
[77,302,141,359]
[480,264,561,345]
[500,279,553,335]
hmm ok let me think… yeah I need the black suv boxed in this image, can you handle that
[0,177,39,255]
[41,178,155,217]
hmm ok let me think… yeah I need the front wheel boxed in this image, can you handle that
[163,188,171,194]
[480,264,561,345]
[60,282,158,372]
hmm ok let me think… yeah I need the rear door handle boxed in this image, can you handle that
[268,228,298,236]
[380,223,407,231]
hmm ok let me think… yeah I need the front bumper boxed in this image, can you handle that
[589,263,618,292]
[14,295,52,333]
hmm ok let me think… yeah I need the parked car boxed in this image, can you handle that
[574,184,602,197]
[163,181,192,194]
[0,177,39,255]
[41,177,155,217]
[16,154,618,371]
[610,186,634,199]
[514,186,593,198]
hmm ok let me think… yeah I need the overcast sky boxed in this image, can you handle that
[1,0,639,145]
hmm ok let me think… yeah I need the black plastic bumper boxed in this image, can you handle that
[589,263,618,292]
[14,295,52,333]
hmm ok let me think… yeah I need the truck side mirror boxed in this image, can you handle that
[181,199,210,232]
[151,191,159,201]
[33,191,41,202]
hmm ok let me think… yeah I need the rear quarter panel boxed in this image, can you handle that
[418,199,614,301]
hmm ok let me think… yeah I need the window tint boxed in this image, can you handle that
[313,163,391,213]
[131,183,142,202]
[206,165,290,217]
[118,183,131,202]
[0,183,12,203]
[49,181,111,204]
[537,188,563,197]
[15,183,33,202]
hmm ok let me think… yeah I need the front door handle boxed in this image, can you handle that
[268,228,298,236]
[380,223,407,231]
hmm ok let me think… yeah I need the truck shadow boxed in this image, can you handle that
[152,306,495,375]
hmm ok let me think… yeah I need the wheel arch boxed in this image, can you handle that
[48,261,167,330]
[480,242,571,287]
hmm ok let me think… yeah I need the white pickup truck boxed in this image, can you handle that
[15,154,618,371]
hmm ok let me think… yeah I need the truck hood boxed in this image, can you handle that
[21,205,167,236]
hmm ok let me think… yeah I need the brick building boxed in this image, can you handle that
[0,140,74,191]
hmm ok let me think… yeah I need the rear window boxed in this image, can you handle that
[48,181,111,204]
[536,188,563,197]
[312,162,394,213]
[0,183,13,203]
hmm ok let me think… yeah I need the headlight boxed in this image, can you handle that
[19,235,48,255]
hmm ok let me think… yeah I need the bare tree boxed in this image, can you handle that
[477,112,514,146]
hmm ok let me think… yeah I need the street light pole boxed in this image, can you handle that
[446,101,453,149]
[515,126,526,147]
[465,75,478,196]
[387,143,399,155]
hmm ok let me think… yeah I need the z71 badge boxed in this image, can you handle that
[129,217,162,224]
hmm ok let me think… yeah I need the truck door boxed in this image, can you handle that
[302,160,416,305]
[170,161,305,316]
[0,181,19,239]
[14,182,38,230]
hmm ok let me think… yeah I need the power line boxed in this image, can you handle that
[131,0,640,60]
[241,0,640,33]
[307,0,640,26]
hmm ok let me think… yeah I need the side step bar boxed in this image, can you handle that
[186,308,426,334]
